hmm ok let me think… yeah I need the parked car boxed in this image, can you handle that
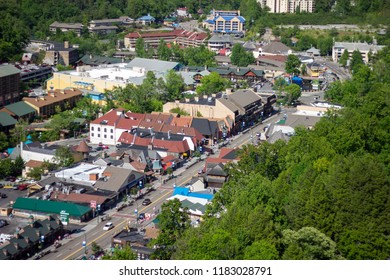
[18,184,29,191]
[101,145,109,149]
[95,146,103,151]
[102,222,114,231]
[1,193,7,198]
[0,219,8,228]
[142,198,151,206]
[0,183,3,188]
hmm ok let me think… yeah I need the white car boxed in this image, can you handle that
[102,222,114,231]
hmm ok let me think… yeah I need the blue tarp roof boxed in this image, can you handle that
[173,187,214,200]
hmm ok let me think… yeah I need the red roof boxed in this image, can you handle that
[90,109,122,126]
[116,118,142,130]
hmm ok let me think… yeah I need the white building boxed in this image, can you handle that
[258,0,315,13]
[332,42,385,64]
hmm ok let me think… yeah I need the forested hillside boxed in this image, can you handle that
[171,48,390,260]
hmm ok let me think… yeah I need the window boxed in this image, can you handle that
[104,128,107,132]
[110,135,113,139]
[98,127,100,132]
[104,135,107,138]
[91,133,94,137]
[110,129,113,133]
[91,127,94,131]
[98,134,100,138]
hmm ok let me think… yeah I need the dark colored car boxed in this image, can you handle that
[138,213,145,220]
[142,198,152,206]
[0,193,7,198]
[95,146,103,151]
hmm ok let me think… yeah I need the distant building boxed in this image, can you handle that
[177,7,189,17]
[137,14,155,25]
[203,10,246,35]
[0,64,21,107]
[124,29,208,51]
[44,41,79,66]
[208,34,234,52]
[49,21,84,36]
[258,0,315,13]
[332,42,385,64]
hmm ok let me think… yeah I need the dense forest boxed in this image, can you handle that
[165,46,390,260]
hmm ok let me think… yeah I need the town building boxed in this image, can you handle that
[0,101,36,122]
[124,29,208,51]
[0,111,17,133]
[43,41,79,66]
[46,58,181,93]
[0,216,63,260]
[23,88,83,118]
[177,7,189,17]
[203,10,246,35]
[0,64,21,107]
[88,16,133,28]
[163,89,272,134]
[19,64,53,85]
[258,0,315,13]
[332,42,385,64]
[208,34,234,52]
[49,22,84,36]
[137,14,155,25]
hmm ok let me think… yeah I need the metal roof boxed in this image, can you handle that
[0,112,17,127]
[0,64,20,77]
[13,197,91,217]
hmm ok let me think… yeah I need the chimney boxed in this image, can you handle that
[226,88,232,95]
[203,95,208,99]
[211,93,216,97]
[175,100,180,104]
[2,249,8,256]
[194,96,199,102]
[148,144,153,150]
[24,236,30,244]
[64,41,69,48]
[185,98,190,103]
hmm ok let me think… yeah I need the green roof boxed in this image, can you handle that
[13,197,91,217]
[0,64,20,78]
[78,54,127,65]
[0,112,17,127]
[5,101,36,117]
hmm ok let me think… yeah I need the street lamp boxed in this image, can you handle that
[82,234,87,258]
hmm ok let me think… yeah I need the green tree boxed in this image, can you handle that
[135,38,147,58]
[230,44,255,67]
[151,198,190,259]
[243,240,279,260]
[157,39,172,61]
[102,246,137,260]
[54,146,74,167]
[285,54,301,75]
[12,156,25,177]
[27,166,44,180]
[350,50,364,73]
[0,132,9,152]
[282,227,342,260]
[284,84,302,105]
[195,72,231,95]
[163,70,186,101]
[339,49,350,67]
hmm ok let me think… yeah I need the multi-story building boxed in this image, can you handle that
[208,34,234,52]
[46,58,181,93]
[124,29,208,51]
[44,41,79,66]
[332,42,385,64]
[258,0,315,13]
[203,10,246,34]
[0,64,21,107]
[23,88,83,118]
[49,22,84,36]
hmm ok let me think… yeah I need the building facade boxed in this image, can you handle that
[124,29,208,51]
[332,42,385,64]
[258,0,315,13]
[203,10,246,34]
[0,65,21,107]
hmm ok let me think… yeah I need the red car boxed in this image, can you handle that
[18,183,29,191]
[102,145,109,149]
